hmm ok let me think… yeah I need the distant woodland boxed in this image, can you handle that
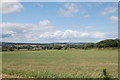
[1,39,120,51]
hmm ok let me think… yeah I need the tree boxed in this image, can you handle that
[2,47,8,51]
[9,47,15,51]
[54,45,63,50]
[27,45,32,51]
[96,39,120,48]
[85,43,94,49]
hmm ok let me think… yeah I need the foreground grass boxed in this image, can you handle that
[2,68,91,78]
[2,49,118,78]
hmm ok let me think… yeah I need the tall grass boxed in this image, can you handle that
[2,68,92,78]
[3,68,115,78]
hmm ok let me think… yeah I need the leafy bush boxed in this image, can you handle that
[100,68,112,79]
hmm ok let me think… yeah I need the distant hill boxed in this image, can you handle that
[1,42,87,45]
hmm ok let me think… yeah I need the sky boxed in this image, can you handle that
[0,2,118,43]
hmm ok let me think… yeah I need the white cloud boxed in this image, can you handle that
[1,20,53,33]
[83,14,90,18]
[59,3,79,17]
[0,0,24,14]
[0,20,54,42]
[110,16,118,24]
[100,6,117,16]
[1,0,19,2]
[38,20,51,26]
[39,30,113,40]
[1,21,117,43]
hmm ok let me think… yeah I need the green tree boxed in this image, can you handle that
[54,45,63,50]
[96,39,120,48]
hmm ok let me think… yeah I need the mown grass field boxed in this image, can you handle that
[2,49,118,78]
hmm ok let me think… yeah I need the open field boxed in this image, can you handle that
[2,49,118,78]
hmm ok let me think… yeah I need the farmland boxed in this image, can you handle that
[2,49,118,78]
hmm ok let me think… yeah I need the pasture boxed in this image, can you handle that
[2,49,118,78]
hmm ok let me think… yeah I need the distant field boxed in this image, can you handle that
[2,49,118,78]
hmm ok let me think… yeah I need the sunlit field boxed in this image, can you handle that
[2,49,118,78]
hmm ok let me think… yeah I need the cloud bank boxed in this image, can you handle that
[0,0,23,14]
[59,3,79,17]
[1,20,117,43]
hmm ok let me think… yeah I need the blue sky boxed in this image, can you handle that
[1,2,118,43]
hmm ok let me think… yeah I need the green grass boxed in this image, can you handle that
[2,49,118,78]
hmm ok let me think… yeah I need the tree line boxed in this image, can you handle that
[1,39,120,51]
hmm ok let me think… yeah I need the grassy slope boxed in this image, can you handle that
[2,49,118,78]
